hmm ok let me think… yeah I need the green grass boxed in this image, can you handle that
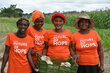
[0,17,17,33]
[0,17,110,50]
[94,28,110,48]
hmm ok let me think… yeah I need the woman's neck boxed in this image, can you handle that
[54,29,64,33]
[79,29,90,34]
[15,32,26,38]
[33,26,42,32]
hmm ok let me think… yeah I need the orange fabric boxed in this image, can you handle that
[32,10,45,22]
[45,29,72,60]
[5,33,34,73]
[26,26,46,63]
[72,30,100,65]
[51,12,66,23]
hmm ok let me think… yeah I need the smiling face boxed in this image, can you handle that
[78,19,91,30]
[34,17,44,29]
[53,17,64,30]
[17,20,29,34]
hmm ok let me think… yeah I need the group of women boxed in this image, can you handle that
[1,10,104,73]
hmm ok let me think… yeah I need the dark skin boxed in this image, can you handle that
[43,17,74,60]
[97,41,104,73]
[72,19,104,72]
[78,19,90,34]
[1,19,37,73]
[1,46,10,73]
[31,17,45,73]
[42,42,48,56]
[71,43,80,62]
[53,17,64,32]
[16,20,29,38]
[31,17,45,57]
[33,17,44,32]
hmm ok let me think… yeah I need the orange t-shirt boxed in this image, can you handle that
[72,30,100,65]
[26,26,46,63]
[5,33,34,73]
[45,29,72,60]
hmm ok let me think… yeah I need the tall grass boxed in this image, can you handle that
[94,28,110,48]
[45,10,110,29]
[0,11,110,50]
[45,14,77,27]
[89,10,110,29]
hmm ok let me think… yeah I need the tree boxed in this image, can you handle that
[14,8,23,17]
[0,5,23,17]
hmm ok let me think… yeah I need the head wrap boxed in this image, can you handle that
[51,12,66,23]
[32,10,45,22]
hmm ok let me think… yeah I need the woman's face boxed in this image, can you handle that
[78,19,90,30]
[34,17,44,29]
[17,20,29,34]
[53,17,64,30]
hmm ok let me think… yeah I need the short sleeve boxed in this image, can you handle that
[72,32,79,44]
[44,31,49,42]
[66,29,72,40]
[29,37,34,48]
[95,31,101,42]
[5,34,11,46]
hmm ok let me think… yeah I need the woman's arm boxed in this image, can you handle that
[69,42,74,58]
[27,48,38,72]
[97,41,104,72]
[42,42,48,55]
[1,45,10,73]
[71,43,79,62]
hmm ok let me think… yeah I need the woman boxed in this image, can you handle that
[72,14,104,73]
[26,10,46,73]
[43,12,74,62]
[1,18,38,73]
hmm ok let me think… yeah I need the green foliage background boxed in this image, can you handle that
[0,10,110,51]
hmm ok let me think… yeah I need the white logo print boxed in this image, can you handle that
[35,35,44,45]
[13,41,27,54]
[53,35,68,46]
[80,38,97,48]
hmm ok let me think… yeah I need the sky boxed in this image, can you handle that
[0,0,110,13]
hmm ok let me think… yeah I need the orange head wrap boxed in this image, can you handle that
[32,10,45,22]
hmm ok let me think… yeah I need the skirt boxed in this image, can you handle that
[77,64,100,73]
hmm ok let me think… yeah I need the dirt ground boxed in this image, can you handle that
[0,33,110,73]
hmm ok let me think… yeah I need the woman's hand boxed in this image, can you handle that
[99,65,104,73]
[34,68,39,72]
[72,54,80,62]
